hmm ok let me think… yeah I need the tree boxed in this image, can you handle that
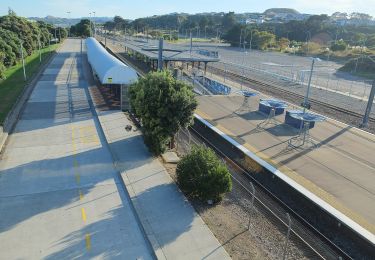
[222,24,242,46]
[129,71,197,155]
[253,30,276,50]
[113,15,128,30]
[103,21,115,31]
[176,145,232,202]
[0,51,6,80]
[367,35,375,50]
[331,39,347,51]
[300,41,321,54]
[0,38,16,66]
[222,12,236,31]
[70,19,91,37]
[278,37,290,50]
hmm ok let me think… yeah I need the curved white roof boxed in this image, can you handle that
[86,37,138,85]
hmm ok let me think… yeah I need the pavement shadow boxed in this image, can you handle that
[44,207,149,259]
[0,135,150,234]
[131,182,196,249]
[265,124,299,137]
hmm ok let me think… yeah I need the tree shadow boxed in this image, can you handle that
[0,135,153,234]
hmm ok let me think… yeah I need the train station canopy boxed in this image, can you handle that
[86,37,138,85]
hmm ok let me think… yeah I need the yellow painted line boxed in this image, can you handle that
[204,116,375,233]
[85,233,91,250]
[75,173,80,184]
[195,109,213,121]
[73,159,79,167]
[81,208,87,222]
[79,189,84,200]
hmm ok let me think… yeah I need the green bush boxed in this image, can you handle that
[129,70,197,155]
[176,145,232,202]
[331,40,347,52]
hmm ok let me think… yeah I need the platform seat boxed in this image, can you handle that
[258,102,285,115]
[285,110,315,129]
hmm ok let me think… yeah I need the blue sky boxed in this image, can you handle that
[0,0,374,19]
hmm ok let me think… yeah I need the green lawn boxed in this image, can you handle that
[0,43,60,125]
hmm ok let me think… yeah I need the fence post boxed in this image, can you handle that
[247,182,255,230]
[360,79,375,128]
[282,213,292,260]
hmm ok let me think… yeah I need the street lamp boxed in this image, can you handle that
[305,31,311,55]
[92,11,96,38]
[249,29,255,51]
[66,11,71,37]
[302,57,321,112]
[89,12,92,37]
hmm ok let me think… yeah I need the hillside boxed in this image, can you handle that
[264,8,300,15]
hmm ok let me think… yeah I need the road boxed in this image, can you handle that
[0,39,153,259]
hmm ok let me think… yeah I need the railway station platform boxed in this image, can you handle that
[82,42,231,259]
[195,94,375,244]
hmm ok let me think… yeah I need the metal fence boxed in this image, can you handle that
[207,61,374,118]
[175,128,348,260]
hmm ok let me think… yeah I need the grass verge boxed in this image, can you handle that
[0,43,60,124]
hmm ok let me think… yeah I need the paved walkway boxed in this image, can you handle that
[85,41,231,259]
[0,39,154,259]
[94,110,231,260]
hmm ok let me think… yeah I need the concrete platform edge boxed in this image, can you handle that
[194,113,375,245]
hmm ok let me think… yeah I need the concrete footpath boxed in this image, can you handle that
[84,51,231,259]
[0,39,154,259]
[95,110,231,260]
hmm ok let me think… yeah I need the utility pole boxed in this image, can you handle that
[190,31,193,55]
[20,42,26,81]
[158,38,163,71]
[249,30,253,51]
[89,12,92,37]
[93,11,96,37]
[239,29,242,50]
[303,58,315,112]
[66,11,71,37]
[360,79,375,128]
[38,33,42,63]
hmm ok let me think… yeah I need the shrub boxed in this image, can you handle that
[129,70,197,155]
[176,145,232,202]
[331,40,347,52]
[299,42,321,55]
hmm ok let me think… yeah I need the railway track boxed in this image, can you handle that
[206,65,375,124]
[181,125,355,259]
[103,42,363,258]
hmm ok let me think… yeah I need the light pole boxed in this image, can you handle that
[20,42,26,81]
[249,29,254,51]
[66,11,71,37]
[89,12,92,37]
[286,31,290,48]
[38,33,41,63]
[239,28,243,50]
[305,31,311,56]
[302,58,321,112]
[93,11,96,38]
